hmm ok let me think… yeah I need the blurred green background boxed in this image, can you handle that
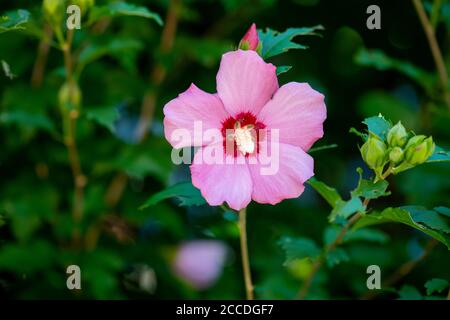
[0,0,449,299]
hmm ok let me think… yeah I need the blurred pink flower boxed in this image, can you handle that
[239,23,260,51]
[173,240,228,290]
[164,49,326,210]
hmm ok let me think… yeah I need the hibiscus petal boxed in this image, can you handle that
[190,143,252,211]
[248,142,314,205]
[216,50,278,117]
[163,84,229,148]
[258,82,326,151]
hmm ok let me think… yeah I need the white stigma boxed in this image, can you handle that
[234,126,255,155]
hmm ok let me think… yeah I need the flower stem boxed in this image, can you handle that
[381,166,393,180]
[59,29,86,244]
[238,207,254,300]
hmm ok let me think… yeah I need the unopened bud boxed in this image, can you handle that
[387,121,408,147]
[404,135,435,165]
[389,147,404,164]
[43,0,64,22]
[360,135,387,170]
[59,81,82,110]
[239,23,262,54]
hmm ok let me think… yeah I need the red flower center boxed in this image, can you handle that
[221,112,266,157]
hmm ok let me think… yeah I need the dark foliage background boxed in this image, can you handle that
[0,0,449,299]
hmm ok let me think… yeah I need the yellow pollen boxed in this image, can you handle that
[234,125,255,155]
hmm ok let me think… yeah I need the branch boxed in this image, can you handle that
[412,0,450,110]
[31,23,53,88]
[135,0,182,142]
[297,204,367,299]
[61,29,86,243]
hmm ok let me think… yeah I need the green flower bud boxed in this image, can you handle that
[59,81,82,110]
[387,121,408,147]
[360,135,387,170]
[389,147,404,164]
[404,135,435,165]
[43,0,64,22]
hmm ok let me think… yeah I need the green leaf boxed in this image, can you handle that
[329,196,365,222]
[351,168,390,199]
[324,226,389,245]
[140,182,206,209]
[222,210,238,222]
[435,206,450,218]
[353,207,450,249]
[307,178,342,208]
[276,65,292,75]
[425,279,449,295]
[362,115,392,140]
[89,2,163,25]
[258,25,324,59]
[0,9,30,34]
[0,111,55,133]
[82,250,125,299]
[175,37,233,68]
[1,187,58,242]
[308,143,338,153]
[77,38,143,73]
[398,285,422,300]
[99,138,173,183]
[349,127,367,140]
[326,248,349,267]
[355,48,436,93]
[85,106,119,133]
[278,236,320,265]
[405,206,450,234]
[0,240,56,274]
[426,145,450,163]
[347,228,389,244]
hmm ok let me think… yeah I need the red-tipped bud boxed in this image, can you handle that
[239,23,261,52]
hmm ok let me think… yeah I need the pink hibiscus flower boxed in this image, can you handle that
[173,240,228,290]
[163,49,326,210]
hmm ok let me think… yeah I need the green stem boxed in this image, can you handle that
[59,28,85,244]
[381,166,393,180]
[238,207,254,300]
